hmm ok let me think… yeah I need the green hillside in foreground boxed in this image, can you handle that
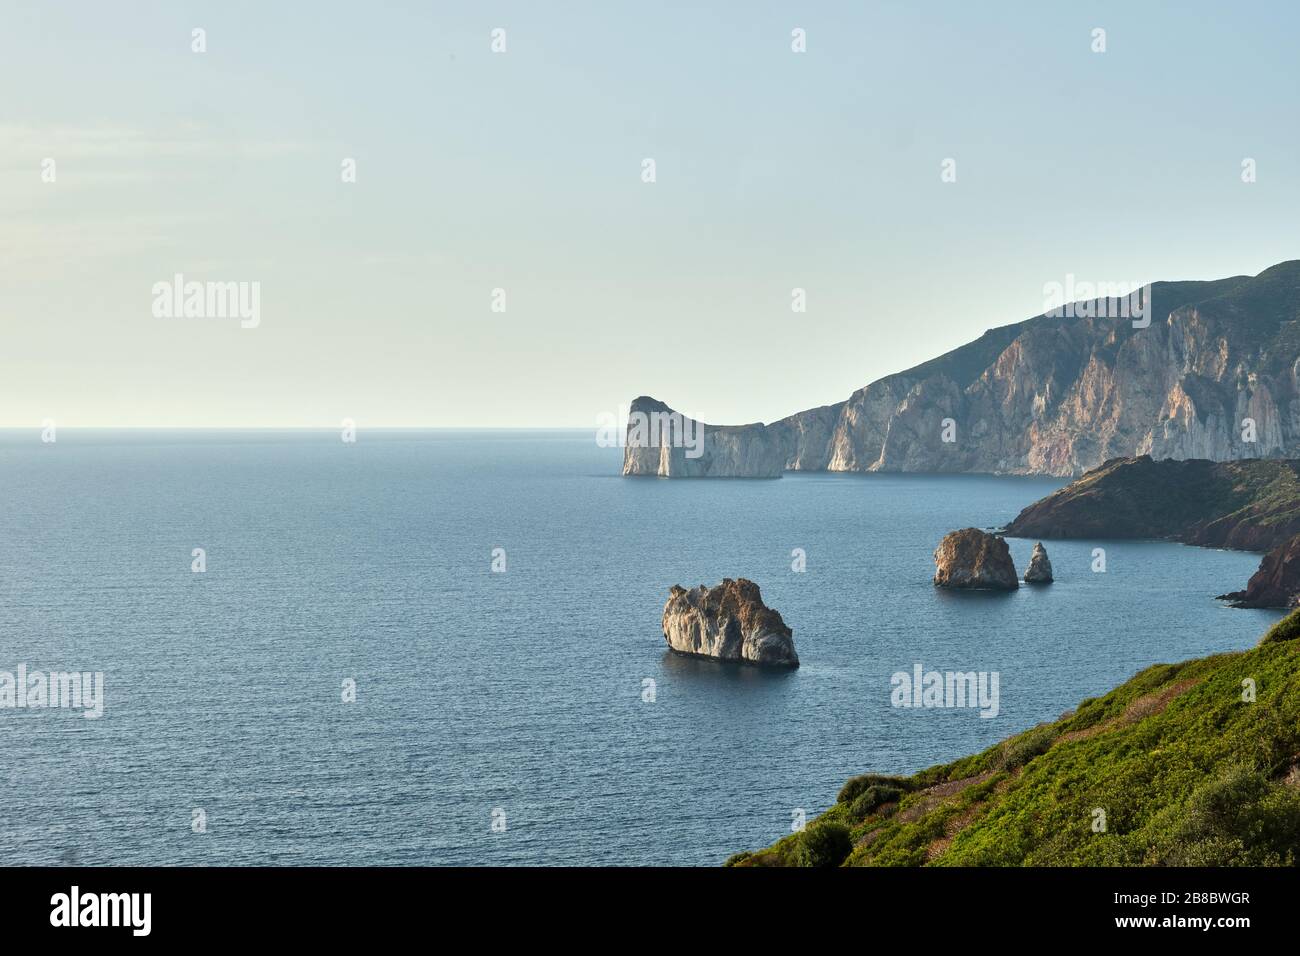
[730,610,1300,867]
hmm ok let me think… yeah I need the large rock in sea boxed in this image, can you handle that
[1023,542,1054,584]
[1219,534,1300,608]
[933,529,1019,590]
[662,579,799,667]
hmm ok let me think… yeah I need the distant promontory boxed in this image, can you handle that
[623,261,1300,479]
[1005,455,1300,608]
[1005,456,1300,551]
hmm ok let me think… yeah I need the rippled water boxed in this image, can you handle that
[0,430,1281,865]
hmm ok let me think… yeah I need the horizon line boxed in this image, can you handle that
[0,425,597,431]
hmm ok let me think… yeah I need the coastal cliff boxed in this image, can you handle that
[1220,536,1300,609]
[622,396,784,478]
[624,261,1300,478]
[1004,456,1300,551]
[1005,455,1300,608]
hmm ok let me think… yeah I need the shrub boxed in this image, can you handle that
[837,773,910,804]
[1000,725,1057,770]
[1184,765,1269,832]
[1260,608,1300,644]
[795,822,853,868]
[849,785,902,820]
[723,851,753,867]
[1161,765,1300,865]
[1068,696,1106,731]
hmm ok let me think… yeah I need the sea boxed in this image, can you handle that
[0,429,1282,865]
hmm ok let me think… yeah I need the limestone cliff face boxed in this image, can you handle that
[661,579,799,667]
[624,261,1300,478]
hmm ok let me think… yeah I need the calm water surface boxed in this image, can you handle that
[0,430,1281,865]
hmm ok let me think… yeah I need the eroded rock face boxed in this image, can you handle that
[1023,542,1054,583]
[1219,535,1300,608]
[624,261,1300,478]
[661,578,799,667]
[933,529,1019,590]
[622,397,784,478]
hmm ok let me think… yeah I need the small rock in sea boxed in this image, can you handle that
[1023,541,1054,584]
[933,528,1019,590]
[662,578,799,667]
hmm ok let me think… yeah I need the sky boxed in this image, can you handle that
[2,0,1298,428]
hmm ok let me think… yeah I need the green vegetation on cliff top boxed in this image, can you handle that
[730,609,1300,867]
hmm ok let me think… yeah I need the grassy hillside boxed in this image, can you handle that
[729,610,1300,867]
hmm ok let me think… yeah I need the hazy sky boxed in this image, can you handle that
[3,1,1297,427]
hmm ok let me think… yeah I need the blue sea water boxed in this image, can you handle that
[0,430,1283,866]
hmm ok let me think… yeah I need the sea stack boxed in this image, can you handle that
[933,529,1019,590]
[662,578,799,667]
[1023,542,1054,584]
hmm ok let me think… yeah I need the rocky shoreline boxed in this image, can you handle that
[1004,456,1300,551]
[1005,455,1300,607]
[1219,536,1300,609]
